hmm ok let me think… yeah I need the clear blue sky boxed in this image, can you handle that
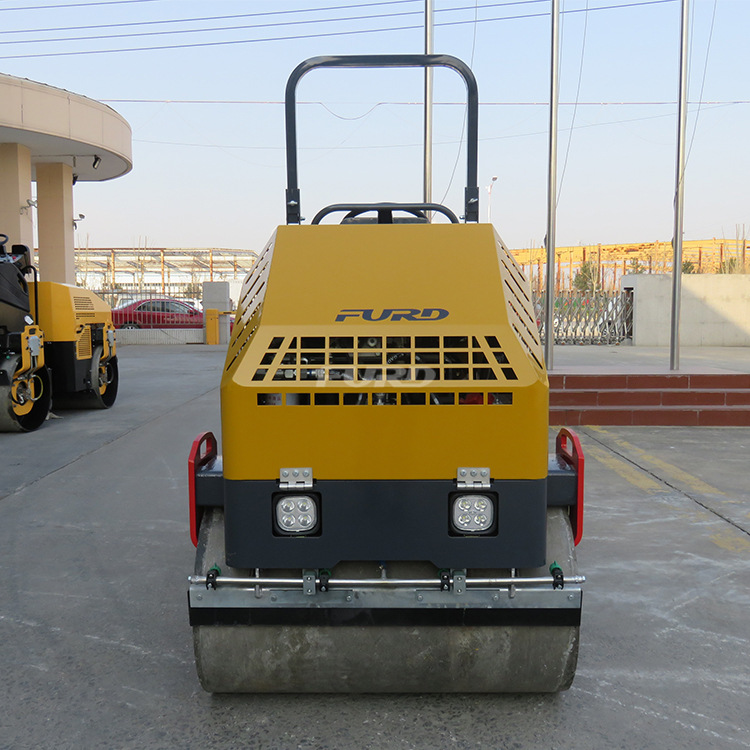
[1,0,747,252]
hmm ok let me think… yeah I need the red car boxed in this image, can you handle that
[111,298,204,329]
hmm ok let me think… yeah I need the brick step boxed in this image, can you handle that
[550,405,750,427]
[548,371,750,425]
[549,373,750,391]
[550,388,750,408]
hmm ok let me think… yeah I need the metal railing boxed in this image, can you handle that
[536,290,633,345]
[93,288,204,330]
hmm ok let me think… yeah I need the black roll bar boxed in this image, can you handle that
[285,54,479,225]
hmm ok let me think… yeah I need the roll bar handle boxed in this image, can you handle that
[285,54,479,225]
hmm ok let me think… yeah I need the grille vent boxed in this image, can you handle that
[252,335,517,384]
[497,250,544,371]
[257,391,513,407]
[76,326,92,359]
[225,241,274,372]
[73,295,95,311]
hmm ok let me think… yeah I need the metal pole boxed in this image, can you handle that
[423,0,434,210]
[487,176,497,222]
[544,0,560,370]
[670,0,689,371]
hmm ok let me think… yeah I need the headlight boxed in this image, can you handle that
[451,494,494,534]
[275,495,319,534]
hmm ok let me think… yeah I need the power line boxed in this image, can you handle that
[685,0,718,168]
[0,0,679,60]
[0,0,423,35]
[0,3,515,46]
[440,0,480,204]
[558,0,590,204]
[100,99,748,106]
[0,0,169,12]
[128,102,738,152]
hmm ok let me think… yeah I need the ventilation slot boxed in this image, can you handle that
[252,335,518,383]
[76,326,92,359]
[225,240,274,373]
[73,296,95,311]
[252,390,513,407]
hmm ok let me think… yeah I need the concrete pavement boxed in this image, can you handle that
[0,344,748,749]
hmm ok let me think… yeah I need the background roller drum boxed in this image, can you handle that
[0,355,52,432]
[52,344,119,410]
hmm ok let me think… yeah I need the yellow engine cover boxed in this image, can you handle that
[221,223,548,481]
[29,282,116,359]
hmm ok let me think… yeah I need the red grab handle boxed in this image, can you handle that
[188,431,218,547]
[555,427,584,546]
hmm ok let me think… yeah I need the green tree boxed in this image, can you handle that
[718,258,739,274]
[573,260,599,293]
[682,259,696,274]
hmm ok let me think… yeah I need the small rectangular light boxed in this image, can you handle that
[451,494,494,534]
[275,495,319,534]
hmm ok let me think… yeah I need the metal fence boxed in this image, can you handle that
[536,291,633,345]
[92,284,199,311]
[92,287,204,330]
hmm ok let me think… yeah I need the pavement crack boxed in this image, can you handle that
[578,427,750,539]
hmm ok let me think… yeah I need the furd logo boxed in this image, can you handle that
[336,308,449,322]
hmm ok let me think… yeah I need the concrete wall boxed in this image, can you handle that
[622,274,750,346]
[115,328,204,345]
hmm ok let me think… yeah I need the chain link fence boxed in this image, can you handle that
[535,290,633,345]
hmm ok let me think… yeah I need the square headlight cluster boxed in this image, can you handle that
[451,494,495,535]
[274,495,319,535]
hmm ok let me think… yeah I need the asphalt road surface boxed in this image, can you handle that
[1,345,748,750]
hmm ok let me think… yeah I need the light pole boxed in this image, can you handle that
[423,0,434,210]
[487,175,498,223]
[544,0,561,370]
[670,0,689,371]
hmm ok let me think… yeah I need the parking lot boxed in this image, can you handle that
[1,345,748,750]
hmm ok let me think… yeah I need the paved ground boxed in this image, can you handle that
[1,345,748,750]
[551,343,750,374]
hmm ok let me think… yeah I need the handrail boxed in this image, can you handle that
[311,202,459,225]
[285,54,479,225]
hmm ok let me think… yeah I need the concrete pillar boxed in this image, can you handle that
[36,162,75,284]
[0,143,34,249]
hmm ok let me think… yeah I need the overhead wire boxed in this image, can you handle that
[0,0,532,33]
[684,0,718,169]
[129,102,737,152]
[440,0,480,204]
[0,0,680,60]
[557,0,590,204]
[0,0,170,11]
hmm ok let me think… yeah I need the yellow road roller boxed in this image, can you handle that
[187,54,585,693]
[0,234,118,431]
[30,281,118,411]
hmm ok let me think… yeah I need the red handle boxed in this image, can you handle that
[188,431,217,547]
[555,428,584,546]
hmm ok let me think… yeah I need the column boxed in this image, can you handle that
[0,143,34,249]
[36,162,75,284]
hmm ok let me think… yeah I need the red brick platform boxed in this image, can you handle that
[549,372,750,426]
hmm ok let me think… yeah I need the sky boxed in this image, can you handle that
[0,0,748,253]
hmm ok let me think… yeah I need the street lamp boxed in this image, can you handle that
[487,175,497,223]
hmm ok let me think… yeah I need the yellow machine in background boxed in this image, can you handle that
[30,282,118,410]
[0,234,119,432]
[187,54,585,693]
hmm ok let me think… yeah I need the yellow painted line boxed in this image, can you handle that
[588,426,725,496]
[709,529,750,554]
[585,443,664,493]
